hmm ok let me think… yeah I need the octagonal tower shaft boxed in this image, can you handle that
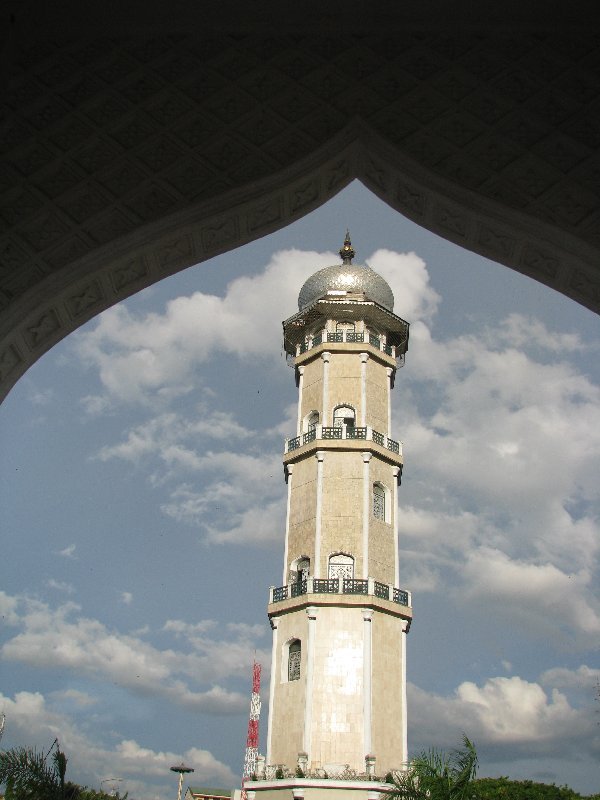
[265,257,412,779]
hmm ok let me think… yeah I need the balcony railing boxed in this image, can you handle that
[295,328,398,359]
[285,425,402,455]
[270,577,411,607]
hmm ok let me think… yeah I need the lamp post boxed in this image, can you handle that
[170,762,194,800]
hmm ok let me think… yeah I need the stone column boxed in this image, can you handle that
[392,465,400,587]
[362,608,374,757]
[362,452,372,579]
[321,352,331,425]
[303,607,318,758]
[266,618,279,764]
[386,367,393,435]
[360,352,369,427]
[282,464,294,585]
[400,619,409,765]
[314,451,325,578]
[296,365,305,436]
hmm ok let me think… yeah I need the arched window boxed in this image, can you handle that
[288,556,310,586]
[288,640,301,681]
[373,483,391,523]
[328,553,354,580]
[336,321,355,333]
[306,411,319,432]
[333,405,355,428]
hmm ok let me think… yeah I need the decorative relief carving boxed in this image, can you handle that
[433,204,468,238]
[24,309,62,349]
[111,255,149,292]
[126,184,180,222]
[45,236,92,269]
[247,198,283,233]
[520,245,559,280]
[395,181,426,218]
[65,280,104,319]
[0,344,22,382]
[201,216,239,253]
[324,159,350,194]
[568,268,600,303]
[83,209,137,245]
[476,225,515,259]
[289,180,319,213]
[156,234,195,270]
[19,212,69,252]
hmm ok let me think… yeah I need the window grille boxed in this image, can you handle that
[288,641,301,681]
[373,484,385,520]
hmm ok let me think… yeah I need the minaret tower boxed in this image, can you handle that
[263,235,412,783]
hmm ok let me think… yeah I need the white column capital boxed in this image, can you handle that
[306,606,318,620]
[362,608,374,622]
[287,464,295,476]
[360,351,369,363]
[386,366,394,377]
[392,465,400,477]
[316,450,325,463]
[321,351,331,363]
[362,451,372,463]
[297,364,305,376]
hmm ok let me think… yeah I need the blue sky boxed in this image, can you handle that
[1,181,599,798]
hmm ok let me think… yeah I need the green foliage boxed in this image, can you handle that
[275,767,285,779]
[0,744,127,800]
[472,778,599,800]
[389,735,478,800]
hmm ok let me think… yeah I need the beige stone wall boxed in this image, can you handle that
[320,452,364,578]
[371,613,406,772]
[269,605,407,775]
[328,353,362,419]
[287,458,317,575]
[368,460,397,585]
[308,607,365,771]
[365,358,389,434]
[269,612,309,769]
[301,359,323,427]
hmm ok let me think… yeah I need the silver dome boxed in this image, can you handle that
[298,263,394,312]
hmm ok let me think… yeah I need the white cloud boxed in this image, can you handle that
[0,690,236,797]
[120,591,133,605]
[408,671,598,761]
[57,544,77,559]
[46,579,75,594]
[0,593,266,715]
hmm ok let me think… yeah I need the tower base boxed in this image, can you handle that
[238,778,397,800]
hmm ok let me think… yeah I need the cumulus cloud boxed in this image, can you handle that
[0,593,269,715]
[0,690,236,798]
[408,671,599,761]
[57,544,77,559]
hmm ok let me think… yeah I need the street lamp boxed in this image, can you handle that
[170,762,194,800]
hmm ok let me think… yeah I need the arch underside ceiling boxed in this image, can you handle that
[1,33,600,400]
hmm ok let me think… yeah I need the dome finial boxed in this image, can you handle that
[339,230,355,265]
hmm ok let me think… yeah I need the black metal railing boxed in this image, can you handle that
[343,578,369,594]
[322,426,342,439]
[313,578,339,593]
[273,585,288,602]
[384,344,393,355]
[303,428,316,445]
[271,580,410,606]
[347,332,364,343]
[327,331,343,342]
[387,437,400,454]
[346,426,367,439]
[312,333,322,346]
[369,334,381,348]
[372,430,384,446]
[295,330,396,357]
[287,436,300,451]
[291,580,307,597]
[374,581,390,600]
[393,588,409,606]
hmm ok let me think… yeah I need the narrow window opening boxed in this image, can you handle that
[288,640,301,681]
